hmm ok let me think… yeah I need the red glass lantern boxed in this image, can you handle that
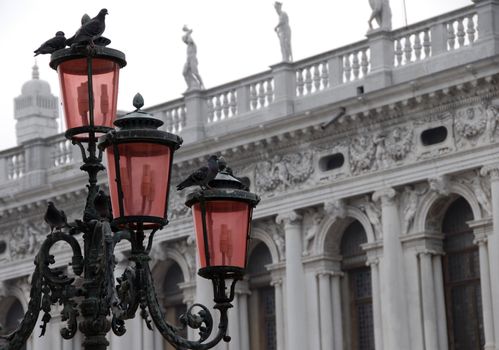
[98,94,182,229]
[186,172,260,280]
[50,46,126,141]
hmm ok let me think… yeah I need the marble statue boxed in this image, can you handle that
[274,2,293,62]
[182,25,204,91]
[368,0,392,31]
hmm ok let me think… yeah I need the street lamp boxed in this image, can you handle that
[0,18,259,350]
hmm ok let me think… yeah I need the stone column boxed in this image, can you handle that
[330,272,343,350]
[475,235,495,350]
[270,278,285,350]
[372,188,409,350]
[419,250,439,350]
[276,211,308,350]
[432,254,448,350]
[366,258,383,350]
[481,164,499,347]
[238,282,250,350]
[317,272,334,350]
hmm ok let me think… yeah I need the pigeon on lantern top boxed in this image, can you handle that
[34,31,66,56]
[44,201,68,233]
[94,190,112,220]
[66,8,108,48]
[177,155,219,191]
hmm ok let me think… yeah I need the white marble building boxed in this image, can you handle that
[2,1,499,350]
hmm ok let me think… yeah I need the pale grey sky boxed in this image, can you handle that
[0,0,471,151]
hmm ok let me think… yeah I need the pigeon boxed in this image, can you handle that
[177,155,219,190]
[44,201,68,233]
[66,9,108,48]
[94,190,112,220]
[34,31,66,56]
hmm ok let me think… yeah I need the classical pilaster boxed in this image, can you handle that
[432,254,448,350]
[330,272,344,350]
[481,164,499,348]
[270,278,285,350]
[275,211,307,350]
[418,250,439,350]
[317,271,334,350]
[474,235,495,350]
[366,257,383,350]
[372,188,409,350]
[237,280,250,350]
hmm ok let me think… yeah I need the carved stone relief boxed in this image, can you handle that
[3,219,49,261]
[253,218,285,261]
[457,170,492,217]
[302,207,325,256]
[454,106,486,147]
[358,195,382,238]
[399,184,428,234]
[168,186,190,220]
[254,150,314,194]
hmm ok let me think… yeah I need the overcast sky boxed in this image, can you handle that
[0,0,471,151]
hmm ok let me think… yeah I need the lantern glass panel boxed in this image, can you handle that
[192,201,251,269]
[107,142,172,224]
[58,58,120,134]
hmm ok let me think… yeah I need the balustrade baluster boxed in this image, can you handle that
[305,67,313,94]
[180,107,186,131]
[266,79,274,104]
[250,85,257,110]
[395,39,403,66]
[467,15,476,43]
[352,53,360,80]
[321,62,329,88]
[404,35,412,64]
[313,65,321,91]
[423,30,431,58]
[343,55,352,82]
[296,69,304,96]
[215,95,222,121]
[222,93,229,120]
[172,109,179,133]
[207,98,214,122]
[447,22,456,50]
[165,111,173,131]
[229,90,237,116]
[457,18,466,47]
[258,83,266,107]
[361,50,369,76]
[414,33,422,61]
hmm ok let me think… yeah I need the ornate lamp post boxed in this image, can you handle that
[0,13,259,350]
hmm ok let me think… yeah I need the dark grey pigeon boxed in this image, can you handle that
[94,190,112,220]
[44,201,68,233]
[34,31,66,56]
[177,155,219,190]
[66,8,108,48]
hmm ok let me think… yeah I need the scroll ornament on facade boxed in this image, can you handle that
[254,151,314,194]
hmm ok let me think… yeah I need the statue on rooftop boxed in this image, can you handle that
[274,2,293,62]
[368,0,392,31]
[182,25,205,91]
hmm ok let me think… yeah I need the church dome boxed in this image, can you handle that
[21,64,51,95]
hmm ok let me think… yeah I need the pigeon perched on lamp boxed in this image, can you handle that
[44,201,68,233]
[66,8,108,48]
[34,31,66,56]
[177,155,219,190]
[94,190,112,220]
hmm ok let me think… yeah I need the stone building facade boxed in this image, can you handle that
[2,1,499,350]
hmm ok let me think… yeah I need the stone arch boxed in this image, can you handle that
[415,181,482,233]
[249,226,280,264]
[151,247,193,285]
[315,205,376,256]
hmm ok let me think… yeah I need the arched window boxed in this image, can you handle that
[162,262,187,350]
[442,197,484,349]
[247,241,276,350]
[340,221,374,350]
[0,299,25,350]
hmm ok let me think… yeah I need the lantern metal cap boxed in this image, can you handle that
[114,93,164,130]
[49,46,127,70]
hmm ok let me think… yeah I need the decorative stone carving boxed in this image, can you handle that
[428,175,450,196]
[400,185,428,234]
[274,2,292,62]
[485,104,499,142]
[254,151,313,194]
[302,208,325,256]
[385,126,413,163]
[172,238,196,278]
[350,134,375,174]
[359,195,382,237]
[481,163,499,181]
[168,186,190,219]
[182,25,204,91]
[254,218,285,261]
[455,106,486,146]
[5,220,48,260]
[368,0,392,31]
[470,171,492,217]
[324,199,347,221]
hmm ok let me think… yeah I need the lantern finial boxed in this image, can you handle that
[133,93,144,110]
